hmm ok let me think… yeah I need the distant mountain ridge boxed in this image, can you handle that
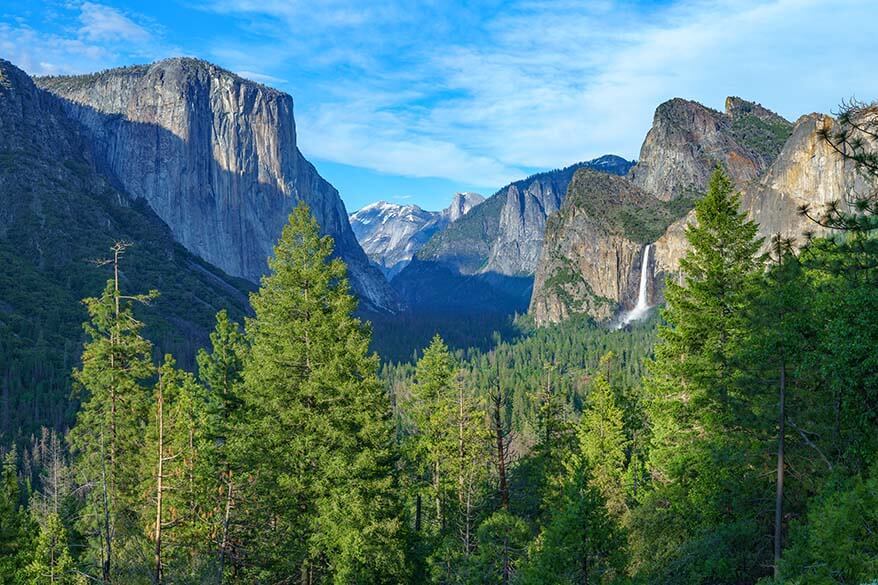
[529,96,868,326]
[35,57,399,312]
[391,155,635,314]
[349,192,485,278]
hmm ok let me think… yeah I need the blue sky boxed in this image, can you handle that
[2,0,876,212]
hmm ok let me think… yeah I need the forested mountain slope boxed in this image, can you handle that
[0,59,252,441]
[35,57,398,312]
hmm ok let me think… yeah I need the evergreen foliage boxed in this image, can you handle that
[68,274,156,581]
[0,448,34,583]
[27,512,81,584]
[235,203,408,583]
[2,133,878,584]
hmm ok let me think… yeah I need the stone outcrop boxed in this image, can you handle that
[394,156,634,314]
[529,170,662,324]
[628,98,791,201]
[349,192,484,278]
[445,192,484,223]
[528,97,844,326]
[35,57,398,312]
[656,113,868,280]
[741,113,866,244]
[0,57,252,355]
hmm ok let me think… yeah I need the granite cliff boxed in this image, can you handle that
[654,112,868,279]
[629,97,792,201]
[35,58,398,312]
[529,97,843,326]
[393,155,634,313]
[529,170,678,324]
[0,58,253,435]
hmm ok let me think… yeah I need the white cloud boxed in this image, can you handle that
[0,23,111,75]
[236,70,288,84]
[0,2,171,77]
[205,0,878,186]
[5,0,876,187]
[78,2,151,43]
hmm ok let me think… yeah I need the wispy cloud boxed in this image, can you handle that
[4,0,876,189]
[237,70,288,84]
[78,2,151,43]
[201,0,878,187]
[1,1,171,76]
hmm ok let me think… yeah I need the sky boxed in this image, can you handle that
[1,0,876,212]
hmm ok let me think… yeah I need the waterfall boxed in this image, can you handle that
[618,244,652,327]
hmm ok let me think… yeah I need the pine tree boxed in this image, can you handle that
[529,362,575,517]
[472,510,529,585]
[635,167,766,581]
[520,465,624,585]
[196,310,247,581]
[27,512,81,585]
[404,335,456,537]
[743,238,811,578]
[69,243,156,582]
[451,370,490,561]
[0,448,35,584]
[146,355,212,583]
[579,372,629,519]
[237,202,408,582]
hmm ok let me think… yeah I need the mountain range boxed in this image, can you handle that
[349,192,485,278]
[386,155,635,314]
[1,52,865,438]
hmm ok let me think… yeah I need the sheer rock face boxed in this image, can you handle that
[445,192,485,223]
[486,155,634,276]
[393,156,634,315]
[488,177,567,276]
[349,193,484,279]
[528,97,840,326]
[653,212,692,285]
[529,171,658,325]
[0,57,252,345]
[35,58,398,312]
[741,113,866,244]
[628,98,789,201]
[656,113,867,279]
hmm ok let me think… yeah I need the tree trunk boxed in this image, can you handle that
[434,461,443,530]
[458,378,465,508]
[492,388,509,510]
[218,468,233,583]
[155,372,165,585]
[100,426,112,584]
[774,352,786,579]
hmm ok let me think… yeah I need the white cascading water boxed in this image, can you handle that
[618,244,652,327]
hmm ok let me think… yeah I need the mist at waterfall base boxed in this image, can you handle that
[615,244,653,329]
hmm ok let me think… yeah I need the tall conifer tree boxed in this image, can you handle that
[635,167,765,582]
[196,310,248,581]
[70,245,156,582]
[237,203,408,583]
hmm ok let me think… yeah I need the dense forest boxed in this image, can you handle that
[1,103,877,584]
